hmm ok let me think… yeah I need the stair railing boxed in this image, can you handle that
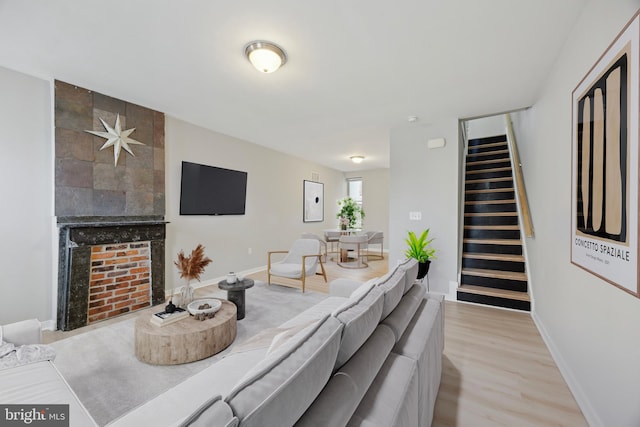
[505,113,534,237]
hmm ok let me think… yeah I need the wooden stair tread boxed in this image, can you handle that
[466,158,511,166]
[463,238,522,245]
[465,199,516,205]
[462,268,527,281]
[467,149,509,158]
[465,212,518,217]
[465,176,513,184]
[466,167,512,175]
[463,253,524,262]
[465,188,514,194]
[468,141,507,150]
[457,284,530,302]
[464,225,520,230]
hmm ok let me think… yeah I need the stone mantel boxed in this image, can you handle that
[57,215,167,227]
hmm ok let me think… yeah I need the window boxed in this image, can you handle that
[347,178,362,203]
[347,178,363,228]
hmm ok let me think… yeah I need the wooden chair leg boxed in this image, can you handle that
[318,257,327,282]
[267,254,271,286]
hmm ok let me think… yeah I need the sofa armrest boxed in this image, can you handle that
[329,279,363,297]
[1,319,42,345]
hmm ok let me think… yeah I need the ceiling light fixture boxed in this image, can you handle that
[350,156,365,164]
[244,41,287,73]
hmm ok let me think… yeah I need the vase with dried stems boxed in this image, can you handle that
[170,244,213,310]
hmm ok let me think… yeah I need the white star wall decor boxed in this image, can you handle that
[86,114,145,166]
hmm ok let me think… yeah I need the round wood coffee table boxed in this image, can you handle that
[134,299,237,365]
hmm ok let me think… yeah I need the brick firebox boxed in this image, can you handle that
[57,216,167,331]
[88,242,152,324]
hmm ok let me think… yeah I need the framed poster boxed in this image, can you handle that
[571,11,640,297]
[303,180,324,222]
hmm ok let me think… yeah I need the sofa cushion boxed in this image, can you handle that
[381,282,426,342]
[279,296,348,329]
[392,298,444,427]
[0,360,97,426]
[179,395,238,427]
[294,372,357,426]
[329,278,367,297]
[225,315,343,427]
[332,284,385,368]
[346,353,419,427]
[397,258,419,294]
[349,278,377,300]
[108,347,268,426]
[296,324,395,427]
[376,269,406,320]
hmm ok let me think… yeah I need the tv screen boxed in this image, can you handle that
[179,161,248,215]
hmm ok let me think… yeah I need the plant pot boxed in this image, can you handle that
[417,260,431,280]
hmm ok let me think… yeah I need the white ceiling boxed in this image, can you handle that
[0,0,587,172]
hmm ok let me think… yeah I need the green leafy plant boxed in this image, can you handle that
[404,229,436,262]
[336,197,365,229]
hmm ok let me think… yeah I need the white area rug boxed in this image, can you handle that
[50,281,327,426]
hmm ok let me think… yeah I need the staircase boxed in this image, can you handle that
[458,135,531,311]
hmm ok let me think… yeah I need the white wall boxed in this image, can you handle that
[514,2,640,425]
[466,114,507,140]
[165,117,345,289]
[389,119,460,294]
[0,66,53,324]
[345,168,390,248]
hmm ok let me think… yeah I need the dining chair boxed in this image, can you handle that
[268,239,327,292]
[324,230,341,259]
[365,231,384,260]
[337,234,369,269]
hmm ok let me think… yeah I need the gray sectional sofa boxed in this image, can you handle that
[0,258,444,427]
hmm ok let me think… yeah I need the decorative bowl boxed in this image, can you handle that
[187,298,222,316]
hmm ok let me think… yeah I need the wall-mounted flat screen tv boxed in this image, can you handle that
[179,161,248,215]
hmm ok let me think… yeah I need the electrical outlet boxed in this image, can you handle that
[409,211,422,220]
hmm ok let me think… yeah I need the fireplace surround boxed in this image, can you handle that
[57,216,167,331]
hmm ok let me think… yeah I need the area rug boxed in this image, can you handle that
[50,281,327,426]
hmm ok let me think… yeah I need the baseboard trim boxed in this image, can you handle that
[531,311,602,427]
[41,319,57,331]
[183,266,268,293]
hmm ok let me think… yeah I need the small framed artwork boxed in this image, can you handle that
[303,180,324,222]
[571,11,639,297]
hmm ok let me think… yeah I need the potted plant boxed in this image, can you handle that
[404,229,436,279]
[336,197,365,229]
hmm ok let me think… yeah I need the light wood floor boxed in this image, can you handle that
[432,302,587,427]
[45,252,587,425]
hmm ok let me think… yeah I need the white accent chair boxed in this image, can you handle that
[365,231,384,260]
[301,232,328,262]
[268,239,327,292]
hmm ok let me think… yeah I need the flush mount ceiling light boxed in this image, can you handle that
[350,156,365,164]
[244,41,287,73]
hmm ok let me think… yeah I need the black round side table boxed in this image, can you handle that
[218,278,254,320]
